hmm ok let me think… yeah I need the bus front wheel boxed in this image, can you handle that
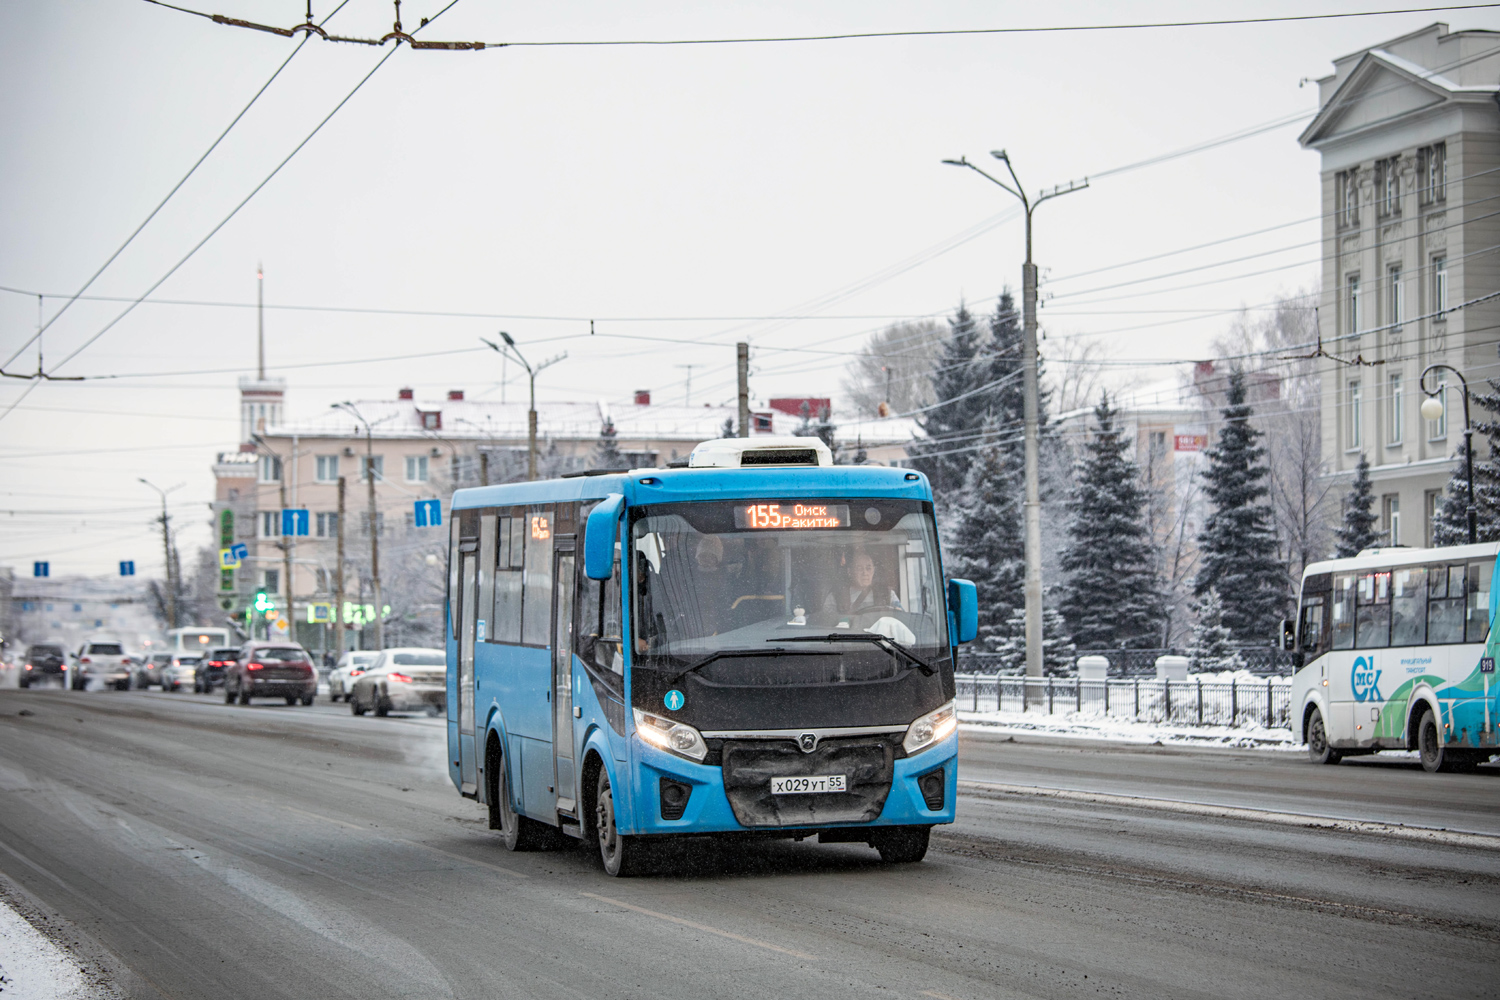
[595,768,646,876]
[873,825,930,863]
[1306,707,1341,766]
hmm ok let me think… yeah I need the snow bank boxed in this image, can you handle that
[959,709,1300,750]
[0,896,107,999]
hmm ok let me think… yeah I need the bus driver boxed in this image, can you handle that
[823,549,901,615]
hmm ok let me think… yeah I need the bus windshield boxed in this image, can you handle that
[630,498,948,677]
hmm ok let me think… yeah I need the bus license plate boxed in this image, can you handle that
[771,775,847,795]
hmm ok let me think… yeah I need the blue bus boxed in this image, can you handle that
[444,436,978,875]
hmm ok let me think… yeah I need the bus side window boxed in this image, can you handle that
[1354,571,1391,649]
[1298,596,1326,656]
[1427,564,1466,644]
[1331,574,1355,650]
[1467,559,1493,642]
[1390,566,1426,647]
[493,514,524,644]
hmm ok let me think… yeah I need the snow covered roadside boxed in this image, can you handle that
[959,709,1303,750]
[0,891,117,999]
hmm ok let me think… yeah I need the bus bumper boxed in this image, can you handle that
[626,731,958,836]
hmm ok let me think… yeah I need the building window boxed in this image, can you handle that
[315,568,331,592]
[1383,495,1401,546]
[1388,266,1403,332]
[1376,157,1400,218]
[405,455,429,483]
[361,512,385,537]
[1387,374,1403,446]
[1425,489,1443,547]
[1427,377,1448,440]
[1346,379,1362,450]
[1337,167,1360,229]
[1148,430,1167,462]
[420,411,441,431]
[316,455,339,482]
[1418,143,1446,204]
[1432,256,1448,320]
[262,569,280,594]
[1346,274,1361,336]
[258,455,282,483]
[316,511,339,538]
[260,511,280,537]
[359,455,384,482]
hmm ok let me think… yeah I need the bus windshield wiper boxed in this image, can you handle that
[771,634,938,676]
[663,647,833,686]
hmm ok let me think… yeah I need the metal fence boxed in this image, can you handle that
[955,647,1298,677]
[954,674,1293,730]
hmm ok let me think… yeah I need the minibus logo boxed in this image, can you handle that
[1351,656,1384,703]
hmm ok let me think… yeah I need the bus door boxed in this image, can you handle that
[458,539,480,796]
[552,542,577,818]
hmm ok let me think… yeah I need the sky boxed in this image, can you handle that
[2,0,1498,579]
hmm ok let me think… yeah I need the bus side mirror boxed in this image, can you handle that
[1279,618,1295,651]
[948,579,978,645]
[584,493,625,580]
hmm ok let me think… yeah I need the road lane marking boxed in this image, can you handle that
[581,892,817,959]
[958,779,1500,850]
[280,804,527,877]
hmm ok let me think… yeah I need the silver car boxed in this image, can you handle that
[327,650,379,702]
[162,655,201,692]
[73,640,132,690]
[349,649,447,717]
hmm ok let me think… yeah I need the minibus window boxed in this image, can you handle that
[1466,560,1492,642]
[1426,564,1466,644]
[1355,571,1391,648]
[1298,596,1326,655]
[1390,566,1427,646]
[1331,574,1355,650]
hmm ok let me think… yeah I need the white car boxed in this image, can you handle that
[72,639,133,690]
[162,655,201,692]
[349,648,447,717]
[327,651,379,702]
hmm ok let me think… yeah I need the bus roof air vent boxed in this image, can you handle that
[687,436,834,469]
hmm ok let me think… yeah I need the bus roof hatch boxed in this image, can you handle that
[687,436,833,469]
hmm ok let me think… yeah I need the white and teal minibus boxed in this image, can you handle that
[1289,542,1500,772]
[444,437,978,875]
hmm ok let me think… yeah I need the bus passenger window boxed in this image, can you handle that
[1331,574,1355,650]
[1354,571,1390,648]
[1298,597,1325,655]
[493,515,524,644]
[1467,560,1492,643]
[1426,564,1466,644]
[1390,566,1426,647]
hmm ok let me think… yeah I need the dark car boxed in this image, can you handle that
[196,647,239,693]
[20,644,66,688]
[224,642,317,706]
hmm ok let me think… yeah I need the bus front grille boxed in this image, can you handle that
[720,737,895,828]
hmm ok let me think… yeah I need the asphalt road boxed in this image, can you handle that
[0,688,1497,1000]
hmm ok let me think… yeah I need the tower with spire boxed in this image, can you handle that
[238,262,286,442]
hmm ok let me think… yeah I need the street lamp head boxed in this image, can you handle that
[990,149,1009,162]
[499,331,516,348]
[941,158,967,167]
[1421,396,1445,422]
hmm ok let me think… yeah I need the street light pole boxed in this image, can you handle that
[943,151,1087,683]
[1420,364,1476,543]
[334,402,385,649]
[251,434,294,639]
[482,334,566,481]
[139,478,181,629]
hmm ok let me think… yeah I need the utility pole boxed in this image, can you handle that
[334,475,346,653]
[736,342,750,438]
[481,334,565,481]
[943,150,1087,684]
[139,478,180,629]
[252,435,295,640]
[333,402,385,649]
[256,263,265,380]
[675,363,697,405]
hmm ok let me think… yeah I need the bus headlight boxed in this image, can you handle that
[903,700,957,755]
[633,708,708,763]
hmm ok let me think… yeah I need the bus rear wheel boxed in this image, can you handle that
[1417,708,1470,773]
[595,767,646,876]
[1306,707,1341,765]
[496,756,549,852]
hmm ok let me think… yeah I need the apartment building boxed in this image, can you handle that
[1298,22,1500,546]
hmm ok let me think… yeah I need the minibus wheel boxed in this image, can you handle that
[873,825,930,863]
[1417,708,1471,773]
[498,756,549,852]
[595,768,645,876]
[1306,707,1341,765]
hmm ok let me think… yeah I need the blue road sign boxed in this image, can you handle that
[414,499,442,528]
[33,561,49,578]
[119,560,135,576]
[230,542,248,562]
[281,509,310,537]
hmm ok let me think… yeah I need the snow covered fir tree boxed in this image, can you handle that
[592,418,625,470]
[1432,376,1500,543]
[945,437,1026,648]
[1058,393,1166,648]
[992,597,1075,676]
[1333,453,1380,557]
[1194,371,1286,643]
[1186,589,1247,674]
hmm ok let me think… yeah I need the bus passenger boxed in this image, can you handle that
[823,549,901,615]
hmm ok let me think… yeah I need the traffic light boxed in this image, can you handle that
[253,591,275,613]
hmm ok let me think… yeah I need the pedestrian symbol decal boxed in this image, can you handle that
[664,689,685,711]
